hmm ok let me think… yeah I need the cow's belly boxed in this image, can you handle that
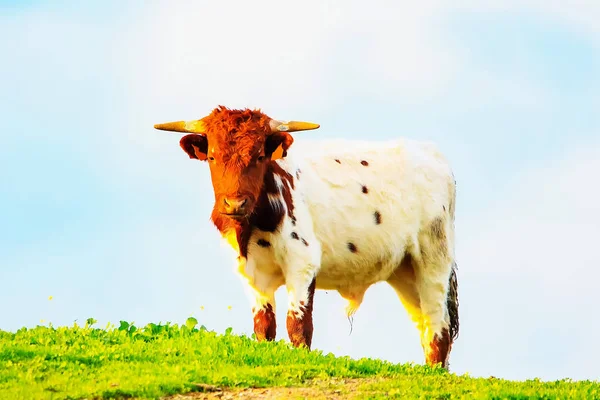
[315,260,397,291]
[308,199,419,291]
[313,226,412,291]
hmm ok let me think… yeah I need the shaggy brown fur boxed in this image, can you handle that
[178,107,297,257]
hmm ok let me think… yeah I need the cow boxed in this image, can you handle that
[154,106,459,369]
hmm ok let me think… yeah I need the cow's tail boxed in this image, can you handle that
[447,260,459,341]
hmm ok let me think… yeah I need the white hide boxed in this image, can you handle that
[232,137,456,342]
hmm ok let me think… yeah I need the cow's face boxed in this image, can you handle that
[154,106,318,221]
[180,129,293,220]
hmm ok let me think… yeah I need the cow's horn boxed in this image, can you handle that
[269,119,320,133]
[154,120,206,134]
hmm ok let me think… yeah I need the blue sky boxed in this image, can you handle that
[1,0,599,382]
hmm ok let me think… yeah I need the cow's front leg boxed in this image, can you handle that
[239,262,281,342]
[248,286,277,342]
[285,273,317,349]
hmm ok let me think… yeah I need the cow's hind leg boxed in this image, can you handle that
[413,217,459,369]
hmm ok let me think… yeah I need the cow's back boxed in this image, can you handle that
[284,138,454,291]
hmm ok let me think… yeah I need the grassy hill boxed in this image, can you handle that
[0,318,598,399]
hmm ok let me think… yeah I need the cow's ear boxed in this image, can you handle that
[180,134,208,161]
[265,132,294,160]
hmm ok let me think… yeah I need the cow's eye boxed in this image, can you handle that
[257,155,265,162]
[208,156,215,161]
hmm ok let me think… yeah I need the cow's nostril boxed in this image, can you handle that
[223,198,247,213]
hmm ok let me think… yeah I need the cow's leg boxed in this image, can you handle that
[386,253,423,333]
[250,287,277,342]
[414,259,453,369]
[284,273,317,349]
[239,267,281,342]
[413,217,459,370]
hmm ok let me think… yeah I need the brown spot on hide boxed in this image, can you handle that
[430,219,449,257]
[277,165,295,212]
[335,159,341,164]
[374,211,382,224]
[253,304,276,342]
[296,169,301,180]
[424,328,452,369]
[250,162,295,233]
[362,185,369,194]
[286,278,316,348]
[257,239,271,248]
[347,242,357,253]
[360,160,369,166]
[430,217,446,241]
[291,232,299,240]
[291,216,297,226]
[301,238,309,246]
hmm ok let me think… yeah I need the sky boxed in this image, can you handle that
[1,0,599,383]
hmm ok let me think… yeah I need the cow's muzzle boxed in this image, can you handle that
[221,197,250,219]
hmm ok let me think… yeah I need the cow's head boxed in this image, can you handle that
[154,106,319,221]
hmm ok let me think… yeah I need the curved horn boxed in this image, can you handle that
[269,119,320,133]
[154,119,206,134]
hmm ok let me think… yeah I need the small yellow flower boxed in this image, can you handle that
[227,305,232,310]
[48,296,53,301]
[200,306,205,311]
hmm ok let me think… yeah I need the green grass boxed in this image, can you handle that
[0,318,598,399]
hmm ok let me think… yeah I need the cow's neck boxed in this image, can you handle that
[212,161,294,259]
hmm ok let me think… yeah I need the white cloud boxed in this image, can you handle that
[113,0,464,120]
[447,0,600,42]
[110,0,600,149]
